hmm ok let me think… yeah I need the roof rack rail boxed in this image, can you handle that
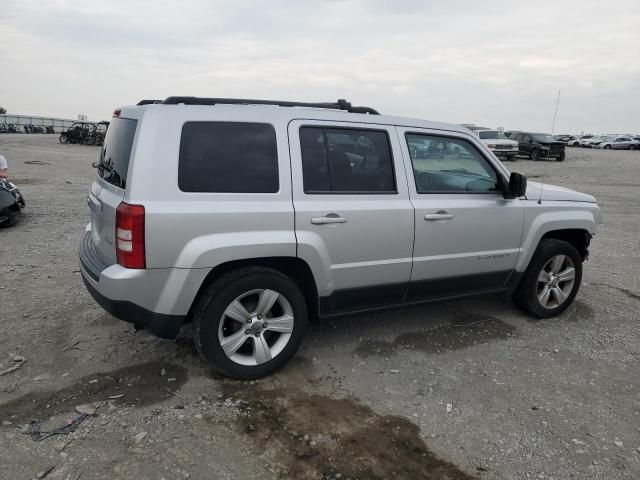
[136,99,162,105]
[160,96,379,115]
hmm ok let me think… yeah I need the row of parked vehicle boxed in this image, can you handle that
[554,134,640,150]
[0,124,56,134]
[469,127,566,162]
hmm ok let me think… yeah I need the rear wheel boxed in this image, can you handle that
[193,267,308,379]
[514,239,582,318]
[604,144,611,150]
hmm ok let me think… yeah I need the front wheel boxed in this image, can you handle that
[604,145,611,150]
[193,267,308,379]
[514,239,582,318]
[530,148,540,161]
[557,151,565,162]
[59,134,68,144]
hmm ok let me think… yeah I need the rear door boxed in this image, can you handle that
[289,120,414,313]
[88,116,138,265]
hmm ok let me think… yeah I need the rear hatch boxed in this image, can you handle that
[87,116,138,266]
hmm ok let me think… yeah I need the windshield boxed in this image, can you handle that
[533,134,556,143]
[478,130,506,139]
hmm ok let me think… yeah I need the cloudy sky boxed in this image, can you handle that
[1,0,639,133]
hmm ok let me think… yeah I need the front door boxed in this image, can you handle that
[289,120,414,314]
[397,127,525,301]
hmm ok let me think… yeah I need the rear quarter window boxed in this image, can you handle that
[178,122,278,193]
[98,117,137,189]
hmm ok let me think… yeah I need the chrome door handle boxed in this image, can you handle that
[424,211,453,221]
[311,214,348,225]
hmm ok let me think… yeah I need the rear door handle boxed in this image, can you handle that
[424,211,453,221]
[311,214,348,225]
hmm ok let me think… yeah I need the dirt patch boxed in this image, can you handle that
[0,361,188,423]
[222,383,476,480]
[562,300,596,322]
[5,177,44,184]
[355,313,516,357]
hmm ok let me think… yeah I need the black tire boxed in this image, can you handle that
[604,144,611,150]
[513,239,582,319]
[193,267,308,379]
[530,148,540,161]
[509,154,518,162]
[59,134,68,144]
[557,150,565,162]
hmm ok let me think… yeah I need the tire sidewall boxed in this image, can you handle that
[517,240,583,318]
[194,269,308,379]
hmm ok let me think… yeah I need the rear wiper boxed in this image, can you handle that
[92,162,112,173]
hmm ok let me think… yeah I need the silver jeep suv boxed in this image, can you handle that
[80,97,601,379]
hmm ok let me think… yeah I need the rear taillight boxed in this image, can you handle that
[115,202,145,269]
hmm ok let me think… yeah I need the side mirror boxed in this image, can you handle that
[504,172,527,199]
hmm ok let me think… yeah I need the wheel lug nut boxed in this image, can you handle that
[246,319,252,324]
[263,322,268,328]
[255,332,260,337]
[245,329,250,334]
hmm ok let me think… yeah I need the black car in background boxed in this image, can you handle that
[509,131,566,161]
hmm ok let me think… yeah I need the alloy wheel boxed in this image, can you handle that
[536,255,576,309]
[218,289,294,366]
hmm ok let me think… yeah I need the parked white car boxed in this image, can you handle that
[474,129,519,162]
[594,136,640,150]
[581,136,611,148]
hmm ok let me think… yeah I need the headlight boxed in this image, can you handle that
[487,144,496,149]
[541,145,550,150]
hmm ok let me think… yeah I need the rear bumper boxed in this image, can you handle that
[79,232,185,339]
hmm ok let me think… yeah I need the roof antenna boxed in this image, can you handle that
[544,89,561,162]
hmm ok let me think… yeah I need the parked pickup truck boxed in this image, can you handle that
[80,96,601,378]
[474,129,519,162]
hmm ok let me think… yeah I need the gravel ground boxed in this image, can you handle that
[0,134,638,480]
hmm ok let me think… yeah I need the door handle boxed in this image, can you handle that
[424,211,453,221]
[311,214,348,225]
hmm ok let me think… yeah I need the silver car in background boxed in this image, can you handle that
[594,136,640,150]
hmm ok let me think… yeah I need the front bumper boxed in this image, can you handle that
[491,149,518,158]
[79,232,185,339]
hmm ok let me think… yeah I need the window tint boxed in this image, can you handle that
[98,117,137,189]
[405,134,500,193]
[299,127,396,193]
[179,122,278,193]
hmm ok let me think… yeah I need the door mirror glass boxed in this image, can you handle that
[505,172,527,199]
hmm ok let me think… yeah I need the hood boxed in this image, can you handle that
[525,181,596,203]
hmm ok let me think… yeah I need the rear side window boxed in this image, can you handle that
[98,117,137,189]
[299,127,396,194]
[179,122,278,193]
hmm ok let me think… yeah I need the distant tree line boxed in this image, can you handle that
[0,106,6,114]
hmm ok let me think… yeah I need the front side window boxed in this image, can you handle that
[300,127,396,193]
[179,122,278,193]
[405,134,500,193]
